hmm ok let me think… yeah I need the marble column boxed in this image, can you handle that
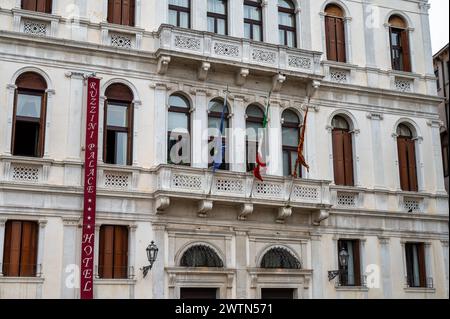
[65,72,85,160]
[310,234,323,299]
[428,120,446,194]
[61,218,81,299]
[231,95,247,173]
[378,237,392,297]
[192,89,208,168]
[152,225,166,299]
[368,113,385,189]
[267,101,282,176]
[152,83,169,166]
[235,230,248,299]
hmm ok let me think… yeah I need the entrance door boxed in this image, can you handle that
[261,288,294,299]
[180,288,218,299]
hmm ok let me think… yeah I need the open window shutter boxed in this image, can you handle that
[332,130,345,185]
[113,226,128,278]
[6,221,22,277]
[22,0,36,11]
[121,0,130,26]
[36,0,46,13]
[389,28,395,69]
[101,226,114,279]
[325,17,337,61]
[113,0,123,24]
[20,222,38,277]
[417,244,427,287]
[130,0,136,27]
[107,0,114,23]
[3,222,13,276]
[406,139,418,192]
[45,0,52,14]
[127,104,134,165]
[353,241,361,286]
[401,30,411,72]
[38,93,47,158]
[343,132,354,186]
[397,138,409,191]
[336,18,346,63]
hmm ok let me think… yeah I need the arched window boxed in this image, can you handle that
[397,123,418,192]
[168,94,191,165]
[389,15,411,72]
[278,0,296,47]
[21,0,52,13]
[332,115,354,186]
[180,245,224,268]
[282,109,301,177]
[104,83,134,166]
[246,104,264,172]
[207,0,228,35]
[244,0,263,41]
[107,0,135,26]
[169,0,191,28]
[208,98,229,170]
[12,72,48,157]
[324,4,346,63]
[260,247,301,269]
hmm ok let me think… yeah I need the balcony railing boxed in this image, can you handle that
[335,274,368,288]
[155,165,331,208]
[156,24,323,76]
[405,276,434,289]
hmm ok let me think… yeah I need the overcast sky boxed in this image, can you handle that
[429,0,449,54]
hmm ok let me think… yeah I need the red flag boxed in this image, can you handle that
[294,107,310,178]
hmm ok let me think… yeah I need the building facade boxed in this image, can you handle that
[433,44,449,192]
[0,0,448,299]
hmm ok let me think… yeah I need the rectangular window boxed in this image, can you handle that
[390,27,411,72]
[244,0,263,41]
[325,16,346,63]
[169,0,191,28]
[337,239,361,286]
[98,225,129,279]
[107,0,135,27]
[207,0,227,35]
[405,243,427,288]
[3,220,39,277]
[22,0,52,13]
[104,102,133,166]
[435,69,441,90]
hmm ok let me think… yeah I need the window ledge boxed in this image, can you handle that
[94,278,137,285]
[321,60,358,70]
[404,287,436,293]
[335,286,369,292]
[99,22,144,35]
[0,276,45,284]
[388,70,421,79]
[12,8,61,22]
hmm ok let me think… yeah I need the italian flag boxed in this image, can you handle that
[253,94,271,182]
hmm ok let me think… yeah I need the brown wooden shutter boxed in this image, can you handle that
[107,0,114,23]
[3,222,13,276]
[336,18,346,63]
[325,17,337,61]
[99,226,114,279]
[343,132,354,186]
[36,0,46,13]
[332,130,345,185]
[127,104,134,165]
[401,30,411,72]
[45,0,52,14]
[20,221,38,277]
[112,0,123,24]
[22,0,36,11]
[6,221,22,276]
[406,140,418,192]
[38,93,47,158]
[353,240,361,286]
[130,0,136,27]
[113,226,128,278]
[417,244,427,287]
[121,0,130,26]
[397,137,410,191]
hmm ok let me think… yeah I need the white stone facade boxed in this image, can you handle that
[0,0,448,299]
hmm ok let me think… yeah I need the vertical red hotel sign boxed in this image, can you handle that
[80,77,100,299]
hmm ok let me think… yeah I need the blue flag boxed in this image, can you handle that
[212,91,228,171]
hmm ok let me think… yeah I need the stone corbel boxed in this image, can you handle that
[306,80,321,98]
[198,199,213,218]
[272,73,286,92]
[155,196,170,213]
[276,206,292,223]
[157,56,171,75]
[198,62,211,81]
[312,209,329,226]
[238,203,254,221]
[236,68,249,86]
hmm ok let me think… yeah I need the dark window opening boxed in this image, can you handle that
[180,245,224,268]
[405,243,427,288]
[180,288,218,299]
[261,288,294,299]
[282,109,301,177]
[260,247,301,269]
[337,239,362,287]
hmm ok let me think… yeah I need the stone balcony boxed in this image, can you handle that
[155,24,323,86]
[154,165,331,224]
